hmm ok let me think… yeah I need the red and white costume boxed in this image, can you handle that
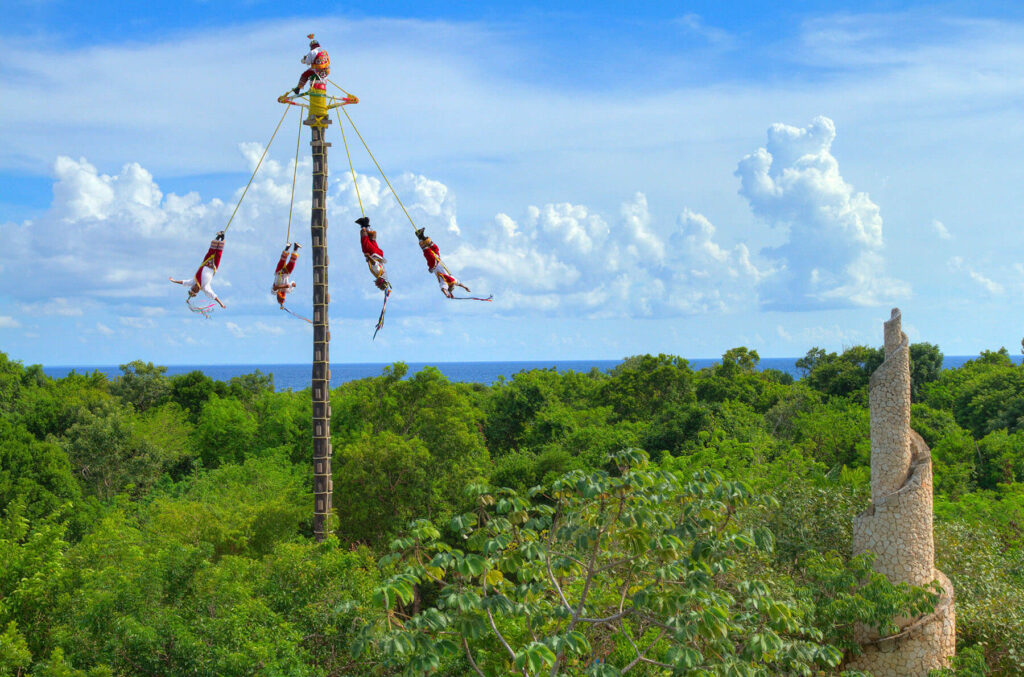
[297,44,330,91]
[360,227,388,282]
[272,247,299,305]
[420,240,458,294]
[191,238,224,302]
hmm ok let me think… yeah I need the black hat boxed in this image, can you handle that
[414,228,426,240]
[355,216,370,227]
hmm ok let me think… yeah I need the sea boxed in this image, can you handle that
[40,356,1020,392]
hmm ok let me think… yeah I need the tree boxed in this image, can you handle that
[333,432,434,546]
[909,342,944,401]
[694,348,787,413]
[0,418,82,520]
[974,429,1024,489]
[110,361,170,413]
[791,399,870,470]
[227,369,275,404]
[949,365,1024,437]
[0,620,32,675]
[63,409,166,500]
[599,354,693,423]
[801,346,883,402]
[15,371,114,441]
[0,352,28,414]
[358,449,846,676]
[796,348,828,378]
[721,346,760,373]
[169,370,227,420]
[192,394,257,468]
[0,500,71,662]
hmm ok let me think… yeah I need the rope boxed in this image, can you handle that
[282,306,313,324]
[325,76,353,98]
[333,98,365,217]
[332,91,418,231]
[223,106,290,233]
[285,108,302,244]
[323,78,492,303]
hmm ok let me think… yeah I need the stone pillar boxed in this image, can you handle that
[308,116,333,542]
[849,308,955,675]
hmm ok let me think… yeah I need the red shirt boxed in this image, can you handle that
[421,242,441,269]
[360,229,384,258]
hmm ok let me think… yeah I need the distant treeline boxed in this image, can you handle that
[1,344,1021,675]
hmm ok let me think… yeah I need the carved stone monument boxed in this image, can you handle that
[848,308,955,675]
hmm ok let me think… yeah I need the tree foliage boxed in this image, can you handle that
[360,450,847,676]
[0,348,1022,674]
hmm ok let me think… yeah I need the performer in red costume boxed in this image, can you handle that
[272,242,301,308]
[292,34,331,95]
[415,228,470,298]
[169,231,227,308]
[357,217,390,291]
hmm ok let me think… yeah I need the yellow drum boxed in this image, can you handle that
[309,82,328,117]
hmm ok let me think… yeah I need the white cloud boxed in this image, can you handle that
[96,322,115,336]
[452,198,646,314]
[673,14,735,49]
[450,194,767,318]
[120,317,156,329]
[736,116,908,310]
[20,297,85,317]
[0,316,22,328]
[932,219,952,239]
[253,321,285,336]
[0,147,486,324]
[968,270,1003,295]
[666,208,765,313]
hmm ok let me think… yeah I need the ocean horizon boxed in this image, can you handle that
[39,355,1023,392]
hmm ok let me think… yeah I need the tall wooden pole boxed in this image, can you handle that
[308,110,333,541]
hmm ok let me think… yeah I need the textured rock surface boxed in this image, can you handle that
[848,308,955,676]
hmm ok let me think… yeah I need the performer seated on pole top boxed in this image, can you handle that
[292,34,330,95]
[272,242,301,308]
[169,230,227,308]
[357,217,390,291]
[416,227,470,298]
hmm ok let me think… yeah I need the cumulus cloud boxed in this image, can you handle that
[1,155,227,306]
[0,316,21,329]
[0,116,912,335]
[932,219,952,239]
[0,147,478,325]
[451,193,763,317]
[736,116,908,310]
[666,209,766,313]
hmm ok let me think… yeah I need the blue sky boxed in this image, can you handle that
[2,1,1024,365]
